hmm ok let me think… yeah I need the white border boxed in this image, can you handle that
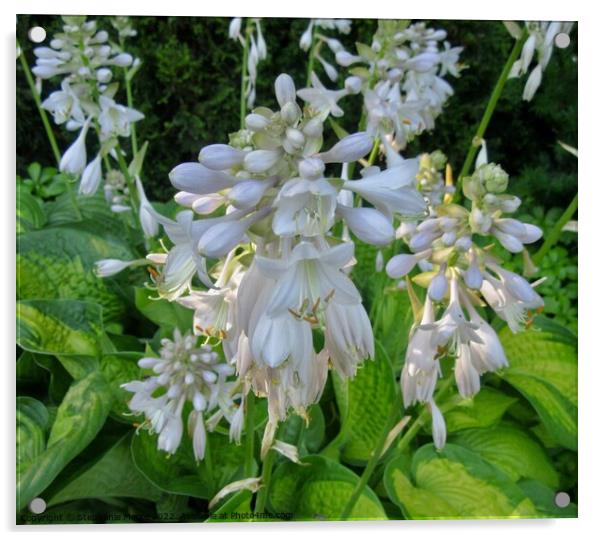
[3,1,599,539]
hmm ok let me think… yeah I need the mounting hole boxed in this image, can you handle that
[28,26,46,43]
[555,32,570,49]
[554,491,571,508]
[28,497,46,514]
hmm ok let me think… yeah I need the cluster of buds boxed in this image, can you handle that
[386,156,544,448]
[327,20,463,149]
[229,18,267,108]
[123,329,244,461]
[142,73,426,454]
[507,21,574,101]
[299,18,352,82]
[32,16,145,201]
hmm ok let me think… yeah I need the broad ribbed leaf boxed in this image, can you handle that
[47,433,162,506]
[384,443,539,519]
[331,341,397,463]
[17,225,133,322]
[16,397,49,467]
[269,455,386,520]
[444,388,517,432]
[499,320,577,450]
[17,371,112,510]
[17,299,103,359]
[131,430,249,500]
[451,424,559,488]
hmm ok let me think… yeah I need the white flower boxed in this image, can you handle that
[342,159,426,219]
[229,18,242,40]
[317,132,373,163]
[429,400,446,450]
[94,258,137,277]
[297,72,348,118]
[60,120,90,175]
[123,330,239,461]
[98,95,144,139]
[79,153,103,195]
[136,176,159,238]
[336,206,395,246]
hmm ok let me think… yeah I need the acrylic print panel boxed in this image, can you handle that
[16,14,577,524]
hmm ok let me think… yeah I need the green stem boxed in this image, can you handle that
[18,40,83,220]
[18,40,61,166]
[115,143,140,217]
[243,392,256,477]
[240,22,251,129]
[367,137,380,166]
[306,29,319,86]
[340,405,397,520]
[454,29,528,200]
[532,193,578,266]
[125,72,138,155]
[253,446,276,514]
[204,432,215,495]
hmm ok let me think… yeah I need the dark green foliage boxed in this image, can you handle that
[17,17,577,206]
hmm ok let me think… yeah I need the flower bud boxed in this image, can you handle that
[298,158,325,180]
[245,113,270,131]
[227,179,270,208]
[338,206,394,246]
[386,253,417,278]
[335,51,360,66]
[111,53,133,67]
[275,73,297,108]
[79,154,102,196]
[344,76,362,94]
[169,162,236,194]
[523,64,542,101]
[96,68,112,83]
[243,149,282,173]
[279,102,301,126]
[430,400,446,450]
[60,123,89,176]
[455,235,473,251]
[318,132,373,164]
[199,144,245,170]
[198,220,249,258]
[94,258,135,277]
[428,269,449,301]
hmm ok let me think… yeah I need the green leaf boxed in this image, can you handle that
[17,397,49,467]
[279,405,325,455]
[499,321,577,450]
[17,188,46,233]
[451,424,559,488]
[130,430,210,500]
[384,444,539,519]
[269,456,386,520]
[46,433,162,506]
[17,299,103,360]
[100,354,142,420]
[130,429,247,501]
[134,287,193,331]
[443,388,517,432]
[330,341,397,463]
[518,479,577,518]
[45,191,126,237]
[17,371,112,510]
[17,226,133,322]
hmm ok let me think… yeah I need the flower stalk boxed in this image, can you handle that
[455,28,528,199]
[532,192,578,266]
